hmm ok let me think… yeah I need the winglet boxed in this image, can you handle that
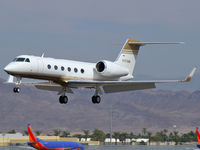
[185,67,197,82]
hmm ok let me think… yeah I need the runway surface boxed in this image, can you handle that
[0,145,197,150]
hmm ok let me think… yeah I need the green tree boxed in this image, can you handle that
[8,129,16,134]
[106,133,110,138]
[129,132,135,139]
[151,132,163,142]
[180,131,196,142]
[142,128,147,138]
[173,131,179,145]
[163,129,168,142]
[147,131,152,145]
[61,130,70,137]
[119,132,128,143]
[82,130,90,140]
[73,134,83,140]
[24,130,28,136]
[35,130,42,136]
[113,132,120,145]
[91,128,106,142]
[53,129,61,136]
[169,132,174,142]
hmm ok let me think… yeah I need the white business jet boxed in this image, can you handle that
[4,39,196,104]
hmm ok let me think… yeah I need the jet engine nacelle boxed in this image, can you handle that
[95,60,129,78]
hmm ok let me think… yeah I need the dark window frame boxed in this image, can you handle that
[74,68,78,73]
[25,58,30,62]
[16,58,25,62]
[54,65,58,70]
[61,66,65,71]
[68,67,71,72]
[81,69,84,73]
[47,64,51,69]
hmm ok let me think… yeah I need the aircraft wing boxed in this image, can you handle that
[67,67,196,93]
[5,67,196,94]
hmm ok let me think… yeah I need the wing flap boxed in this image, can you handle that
[103,82,155,93]
[68,67,196,93]
[24,82,73,93]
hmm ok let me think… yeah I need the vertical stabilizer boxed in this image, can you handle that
[27,123,37,143]
[115,39,183,77]
[196,127,200,144]
[115,39,141,76]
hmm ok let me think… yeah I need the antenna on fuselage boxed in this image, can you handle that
[41,53,45,58]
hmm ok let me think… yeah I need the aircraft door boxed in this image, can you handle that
[37,58,44,73]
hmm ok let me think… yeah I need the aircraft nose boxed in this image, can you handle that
[4,64,15,73]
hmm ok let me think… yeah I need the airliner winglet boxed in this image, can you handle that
[4,38,195,104]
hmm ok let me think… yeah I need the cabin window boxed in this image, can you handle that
[54,65,58,70]
[47,64,51,69]
[81,69,84,73]
[25,58,30,62]
[68,67,71,72]
[74,68,78,73]
[16,58,25,62]
[61,66,65,71]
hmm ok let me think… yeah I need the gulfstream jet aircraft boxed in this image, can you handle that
[4,39,196,104]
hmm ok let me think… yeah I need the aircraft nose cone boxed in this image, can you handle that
[4,64,14,73]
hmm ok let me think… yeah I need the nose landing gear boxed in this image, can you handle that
[13,77,22,93]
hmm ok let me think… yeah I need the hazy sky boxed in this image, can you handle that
[0,0,200,80]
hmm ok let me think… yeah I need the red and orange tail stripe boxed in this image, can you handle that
[27,123,37,143]
[196,127,200,144]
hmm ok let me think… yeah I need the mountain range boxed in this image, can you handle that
[0,77,200,134]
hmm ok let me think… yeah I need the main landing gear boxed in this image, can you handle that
[13,87,20,93]
[91,87,102,104]
[59,95,68,104]
[91,95,101,104]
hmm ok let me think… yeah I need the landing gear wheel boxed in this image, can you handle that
[96,96,101,104]
[92,95,101,104]
[59,96,68,104]
[13,87,20,93]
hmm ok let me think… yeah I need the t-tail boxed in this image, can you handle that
[196,127,200,148]
[27,123,42,149]
[115,38,183,77]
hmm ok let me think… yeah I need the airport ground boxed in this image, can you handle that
[0,135,197,146]
[0,145,197,150]
[0,127,198,146]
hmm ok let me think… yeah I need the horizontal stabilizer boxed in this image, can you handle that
[128,42,184,46]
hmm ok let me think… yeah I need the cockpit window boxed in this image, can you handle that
[25,58,30,62]
[16,58,25,62]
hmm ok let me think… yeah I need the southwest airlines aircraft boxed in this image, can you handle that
[4,39,196,104]
[27,124,84,150]
[196,127,200,148]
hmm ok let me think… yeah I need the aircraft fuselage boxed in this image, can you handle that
[4,55,129,82]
